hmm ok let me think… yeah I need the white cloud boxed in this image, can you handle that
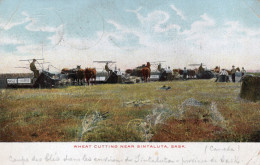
[182,13,215,36]
[21,11,64,33]
[152,11,181,33]
[16,44,43,55]
[127,8,180,33]
[0,12,30,30]
[170,4,186,20]
[125,7,144,23]
[48,24,65,46]
[25,23,59,32]
[0,36,23,45]
[106,19,143,49]
[0,20,26,30]
[107,20,123,31]
[225,21,260,37]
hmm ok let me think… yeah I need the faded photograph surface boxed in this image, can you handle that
[0,0,260,142]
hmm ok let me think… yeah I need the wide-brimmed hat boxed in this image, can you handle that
[232,65,235,67]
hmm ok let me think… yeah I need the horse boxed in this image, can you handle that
[76,69,85,85]
[187,69,196,79]
[61,68,77,85]
[173,69,183,75]
[212,66,220,73]
[141,62,151,82]
[125,69,133,75]
[84,68,96,86]
[61,68,84,85]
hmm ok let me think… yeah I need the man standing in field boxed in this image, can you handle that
[198,63,204,73]
[30,59,39,78]
[231,65,236,82]
[183,67,187,80]
[219,69,229,82]
[241,67,246,76]
[157,63,162,72]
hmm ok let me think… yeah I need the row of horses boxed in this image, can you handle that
[143,65,242,81]
[126,63,204,81]
[172,66,241,78]
[60,64,242,85]
[60,63,151,85]
[172,69,196,79]
[61,67,96,86]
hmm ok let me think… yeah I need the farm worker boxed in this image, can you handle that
[157,63,162,71]
[241,67,246,76]
[76,65,81,70]
[30,59,39,78]
[220,69,228,76]
[183,67,187,80]
[231,65,236,82]
[198,63,204,73]
[219,69,229,82]
[105,62,112,75]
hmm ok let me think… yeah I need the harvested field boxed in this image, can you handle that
[0,80,259,142]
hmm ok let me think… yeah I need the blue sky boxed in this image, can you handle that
[1,0,260,73]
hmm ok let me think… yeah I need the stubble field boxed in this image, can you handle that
[0,80,259,142]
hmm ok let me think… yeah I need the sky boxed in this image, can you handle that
[0,0,260,73]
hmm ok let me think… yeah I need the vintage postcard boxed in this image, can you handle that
[0,0,260,164]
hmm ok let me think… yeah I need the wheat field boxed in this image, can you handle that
[0,80,259,142]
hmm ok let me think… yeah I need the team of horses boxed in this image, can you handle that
[61,66,96,86]
[61,64,243,85]
[172,69,197,79]
[172,66,241,78]
[124,62,151,82]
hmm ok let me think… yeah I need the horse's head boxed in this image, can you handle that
[146,62,151,68]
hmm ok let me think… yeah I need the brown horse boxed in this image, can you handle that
[125,69,133,74]
[141,62,151,82]
[187,69,196,79]
[173,69,183,75]
[61,68,84,85]
[84,68,96,86]
[212,66,220,73]
[77,69,85,85]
